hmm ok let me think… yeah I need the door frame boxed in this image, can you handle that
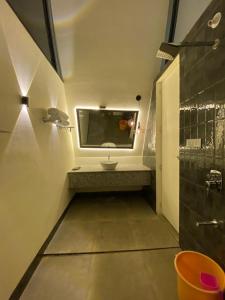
[155,56,180,223]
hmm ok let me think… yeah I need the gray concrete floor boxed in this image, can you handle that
[45,193,178,254]
[21,192,180,300]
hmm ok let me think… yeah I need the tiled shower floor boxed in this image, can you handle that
[21,192,180,300]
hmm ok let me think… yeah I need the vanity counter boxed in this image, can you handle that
[69,164,151,173]
[68,164,152,189]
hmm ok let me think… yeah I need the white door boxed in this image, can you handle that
[157,57,180,232]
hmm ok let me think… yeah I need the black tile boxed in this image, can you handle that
[197,105,206,124]
[179,227,205,253]
[190,106,198,125]
[184,108,191,128]
[196,153,205,169]
[197,123,206,148]
[190,126,197,139]
[180,159,190,180]
[180,203,205,241]
[204,42,225,88]
[183,62,206,99]
[209,190,225,220]
[215,120,224,158]
[200,87,215,106]
[205,156,214,169]
[180,109,185,128]
[215,79,225,103]
[215,158,224,170]
[206,105,215,122]
[184,127,191,143]
[206,122,214,155]
[180,128,185,147]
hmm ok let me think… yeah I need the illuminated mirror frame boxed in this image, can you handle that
[76,108,139,149]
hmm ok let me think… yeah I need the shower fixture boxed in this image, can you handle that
[157,39,220,61]
[43,107,73,129]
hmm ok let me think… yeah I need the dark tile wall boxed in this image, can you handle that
[180,0,225,269]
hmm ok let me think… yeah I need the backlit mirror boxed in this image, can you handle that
[76,109,139,149]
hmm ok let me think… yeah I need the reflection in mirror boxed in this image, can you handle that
[76,109,139,149]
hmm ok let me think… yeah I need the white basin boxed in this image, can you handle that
[100,160,118,170]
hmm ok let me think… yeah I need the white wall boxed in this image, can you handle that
[0,1,74,299]
[51,0,170,162]
[174,0,212,42]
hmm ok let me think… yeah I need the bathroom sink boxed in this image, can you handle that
[100,160,118,171]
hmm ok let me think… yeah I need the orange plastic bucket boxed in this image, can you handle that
[175,251,225,300]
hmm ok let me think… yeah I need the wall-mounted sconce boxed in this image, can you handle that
[157,39,220,61]
[43,108,74,131]
[21,96,29,107]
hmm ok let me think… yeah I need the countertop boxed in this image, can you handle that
[68,164,152,173]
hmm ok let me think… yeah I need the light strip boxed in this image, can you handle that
[74,106,139,111]
[73,106,140,151]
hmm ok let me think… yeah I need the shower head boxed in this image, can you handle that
[156,43,179,60]
[156,39,220,60]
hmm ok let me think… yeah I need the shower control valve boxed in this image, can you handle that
[205,170,222,195]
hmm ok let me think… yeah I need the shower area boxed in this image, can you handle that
[155,0,225,270]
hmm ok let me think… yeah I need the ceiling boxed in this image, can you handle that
[51,0,170,100]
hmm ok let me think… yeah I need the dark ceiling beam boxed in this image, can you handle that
[168,0,180,42]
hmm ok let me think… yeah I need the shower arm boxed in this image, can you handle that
[157,39,221,60]
[171,38,221,50]
[176,41,215,47]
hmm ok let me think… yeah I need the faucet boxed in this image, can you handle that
[205,170,222,196]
